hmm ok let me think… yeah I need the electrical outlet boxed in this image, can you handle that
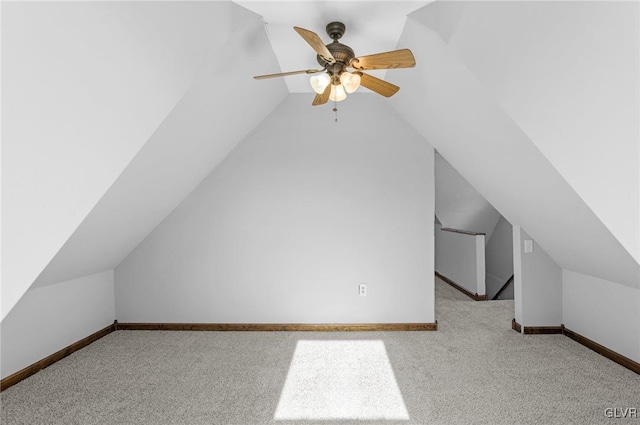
[524,239,534,253]
[358,283,368,297]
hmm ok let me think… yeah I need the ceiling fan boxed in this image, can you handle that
[254,22,416,106]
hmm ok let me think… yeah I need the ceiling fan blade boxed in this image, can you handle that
[294,26,335,65]
[312,83,332,106]
[359,72,400,97]
[350,48,415,70]
[254,69,323,80]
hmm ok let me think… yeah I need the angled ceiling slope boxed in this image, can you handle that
[2,1,242,320]
[391,5,639,288]
[435,152,501,240]
[422,1,640,263]
[28,0,435,292]
[32,4,287,289]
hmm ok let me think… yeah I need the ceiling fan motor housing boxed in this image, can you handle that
[316,22,355,75]
[317,42,355,70]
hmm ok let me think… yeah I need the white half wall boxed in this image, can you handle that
[0,270,115,380]
[435,224,486,296]
[513,226,523,325]
[115,94,435,324]
[563,270,640,364]
[514,226,562,328]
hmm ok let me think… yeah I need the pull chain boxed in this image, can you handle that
[332,100,338,122]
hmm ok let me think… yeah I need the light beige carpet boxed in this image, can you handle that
[2,278,639,424]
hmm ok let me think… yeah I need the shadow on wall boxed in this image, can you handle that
[486,216,514,300]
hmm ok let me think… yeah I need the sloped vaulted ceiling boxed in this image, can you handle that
[422,1,639,263]
[391,2,639,288]
[32,5,287,289]
[2,1,233,319]
[3,1,639,321]
[2,1,286,319]
[3,0,432,319]
[434,152,501,240]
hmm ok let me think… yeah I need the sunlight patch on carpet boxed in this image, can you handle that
[274,340,410,421]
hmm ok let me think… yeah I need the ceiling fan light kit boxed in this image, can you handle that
[254,21,415,108]
[329,84,347,102]
[340,71,361,94]
[310,73,331,94]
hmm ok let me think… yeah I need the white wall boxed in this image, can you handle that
[563,270,640,363]
[514,226,562,327]
[1,1,233,320]
[485,216,513,299]
[0,270,115,380]
[435,224,486,296]
[115,94,435,324]
[435,152,501,239]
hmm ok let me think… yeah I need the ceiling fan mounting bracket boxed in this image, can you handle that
[326,22,346,41]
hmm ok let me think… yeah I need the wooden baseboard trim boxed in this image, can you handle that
[523,325,563,335]
[512,318,522,333]
[435,272,487,301]
[0,318,435,391]
[0,321,117,392]
[511,319,562,334]
[512,321,639,374]
[116,322,438,332]
[562,326,640,375]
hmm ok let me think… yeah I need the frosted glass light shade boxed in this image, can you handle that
[310,73,331,94]
[340,72,361,93]
[329,84,347,102]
